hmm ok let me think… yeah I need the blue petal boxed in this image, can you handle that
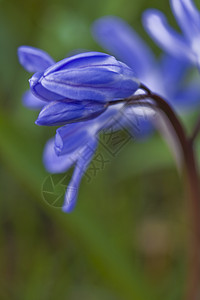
[62,138,98,213]
[43,51,117,76]
[54,105,126,157]
[18,46,55,73]
[29,72,66,101]
[170,0,200,42]
[43,138,79,173]
[23,90,46,110]
[92,16,156,80]
[143,9,195,62]
[36,100,107,126]
[55,123,95,156]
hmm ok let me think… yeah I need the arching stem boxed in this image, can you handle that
[108,86,200,300]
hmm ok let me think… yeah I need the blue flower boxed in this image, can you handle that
[92,16,200,111]
[142,0,200,68]
[18,46,142,212]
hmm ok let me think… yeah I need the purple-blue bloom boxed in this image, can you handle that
[18,46,142,212]
[18,6,200,212]
[142,0,200,68]
[92,15,200,111]
[18,7,200,212]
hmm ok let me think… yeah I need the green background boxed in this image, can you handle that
[0,0,199,299]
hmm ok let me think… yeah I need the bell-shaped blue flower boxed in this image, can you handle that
[29,51,140,102]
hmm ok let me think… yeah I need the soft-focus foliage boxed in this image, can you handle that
[0,0,199,299]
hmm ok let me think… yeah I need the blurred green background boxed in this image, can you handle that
[0,0,197,299]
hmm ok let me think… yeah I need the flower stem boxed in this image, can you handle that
[140,91,200,300]
[183,144,200,300]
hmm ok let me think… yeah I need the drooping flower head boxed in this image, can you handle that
[18,4,200,213]
[18,46,141,212]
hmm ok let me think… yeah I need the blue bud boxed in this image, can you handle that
[29,52,140,102]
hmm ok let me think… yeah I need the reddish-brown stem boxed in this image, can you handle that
[183,145,200,300]
[139,92,200,300]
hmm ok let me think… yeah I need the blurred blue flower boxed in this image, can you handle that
[142,0,200,68]
[18,46,143,212]
[92,15,200,111]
